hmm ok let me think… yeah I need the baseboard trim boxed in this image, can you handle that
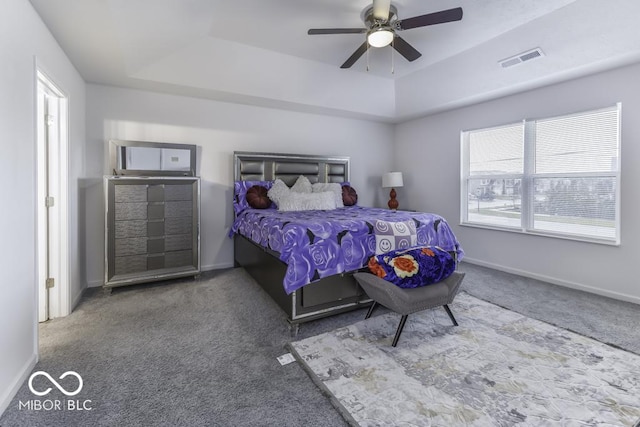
[86,263,235,288]
[201,262,234,272]
[461,257,640,305]
[87,279,103,288]
[0,353,37,417]
[71,287,84,311]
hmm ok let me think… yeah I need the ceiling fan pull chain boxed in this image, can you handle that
[366,40,370,72]
[391,37,395,74]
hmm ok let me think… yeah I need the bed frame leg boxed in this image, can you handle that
[289,323,300,338]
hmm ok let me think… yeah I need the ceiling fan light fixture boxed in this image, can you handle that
[308,4,463,68]
[367,28,394,48]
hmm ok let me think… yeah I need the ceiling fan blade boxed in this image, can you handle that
[372,0,391,20]
[308,28,366,35]
[341,42,369,69]
[393,36,422,62]
[396,7,463,31]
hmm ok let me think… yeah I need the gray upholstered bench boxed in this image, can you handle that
[353,271,465,347]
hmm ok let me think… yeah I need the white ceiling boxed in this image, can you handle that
[30,0,640,122]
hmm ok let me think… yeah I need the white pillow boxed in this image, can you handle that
[290,175,313,193]
[267,179,291,206]
[278,191,337,211]
[312,182,344,208]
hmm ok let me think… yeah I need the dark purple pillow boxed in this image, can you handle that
[342,185,358,206]
[246,185,271,209]
[367,246,455,289]
[233,180,274,215]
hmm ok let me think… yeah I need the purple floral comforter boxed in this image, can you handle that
[230,206,464,295]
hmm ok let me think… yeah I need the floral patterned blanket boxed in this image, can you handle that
[230,206,464,294]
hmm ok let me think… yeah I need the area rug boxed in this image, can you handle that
[289,293,640,426]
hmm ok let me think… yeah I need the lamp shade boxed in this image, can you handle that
[382,172,403,188]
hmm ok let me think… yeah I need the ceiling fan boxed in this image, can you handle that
[308,0,463,69]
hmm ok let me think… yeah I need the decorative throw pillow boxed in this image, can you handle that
[374,219,417,255]
[342,185,358,206]
[246,185,271,209]
[277,191,337,211]
[367,246,455,289]
[312,182,344,208]
[290,175,313,193]
[233,180,274,215]
[267,179,291,207]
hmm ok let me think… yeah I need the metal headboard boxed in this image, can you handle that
[233,151,350,186]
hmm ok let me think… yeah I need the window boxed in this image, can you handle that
[461,104,620,244]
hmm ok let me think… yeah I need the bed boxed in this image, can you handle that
[231,151,464,324]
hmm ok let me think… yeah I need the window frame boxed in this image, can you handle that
[460,104,621,246]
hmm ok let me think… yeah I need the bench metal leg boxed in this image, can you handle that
[365,301,378,319]
[392,315,408,347]
[443,304,458,326]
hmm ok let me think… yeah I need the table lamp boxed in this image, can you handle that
[382,172,403,210]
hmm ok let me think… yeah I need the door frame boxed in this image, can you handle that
[35,67,70,321]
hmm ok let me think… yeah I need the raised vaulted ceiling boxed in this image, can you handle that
[30,0,640,122]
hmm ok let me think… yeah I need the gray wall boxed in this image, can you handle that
[0,0,85,414]
[85,84,395,286]
[395,61,640,303]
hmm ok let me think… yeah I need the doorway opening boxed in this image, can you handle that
[36,70,70,322]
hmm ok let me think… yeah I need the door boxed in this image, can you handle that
[36,71,68,322]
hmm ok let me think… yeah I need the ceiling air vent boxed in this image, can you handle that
[499,48,545,68]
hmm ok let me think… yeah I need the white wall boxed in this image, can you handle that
[85,84,395,286]
[395,61,640,303]
[0,0,85,416]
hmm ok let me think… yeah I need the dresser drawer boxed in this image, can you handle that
[147,221,165,237]
[115,203,147,220]
[147,203,165,220]
[147,237,165,254]
[165,250,193,268]
[147,185,164,202]
[115,220,148,238]
[165,201,192,218]
[115,185,147,203]
[115,237,147,256]
[165,234,192,252]
[147,254,165,270]
[164,184,192,201]
[114,255,147,275]
[165,217,192,235]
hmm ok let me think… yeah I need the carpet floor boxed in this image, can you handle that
[0,269,353,427]
[1,262,639,426]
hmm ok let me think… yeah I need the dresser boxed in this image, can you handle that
[104,176,200,288]
[104,139,200,289]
